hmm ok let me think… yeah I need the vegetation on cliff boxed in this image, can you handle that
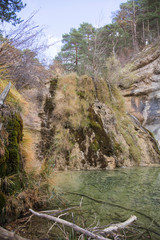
[0,0,160,239]
[41,73,160,172]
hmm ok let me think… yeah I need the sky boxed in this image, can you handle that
[6,0,127,63]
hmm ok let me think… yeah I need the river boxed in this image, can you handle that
[51,166,160,239]
[14,167,160,239]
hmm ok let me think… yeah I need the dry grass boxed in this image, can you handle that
[54,127,73,153]
[77,75,95,104]
[117,63,137,88]
[21,128,41,174]
[51,74,94,167]
[54,74,86,129]
[97,78,110,104]
[0,79,28,114]
[54,74,95,130]
[5,188,47,220]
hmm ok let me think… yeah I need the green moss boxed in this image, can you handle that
[0,147,9,177]
[114,142,123,156]
[5,114,23,175]
[129,145,141,164]
[90,139,99,152]
[121,129,141,164]
[49,77,58,96]
[0,162,7,177]
[44,96,54,116]
[7,148,20,174]
[0,192,5,213]
[89,116,102,129]
[77,90,85,99]
[72,108,115,168]
[7,114,23,143]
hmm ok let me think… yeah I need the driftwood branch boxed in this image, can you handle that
[0,226,29,240]
[29,208,111,240]
[30,209,137,240]
[103,215,137,233]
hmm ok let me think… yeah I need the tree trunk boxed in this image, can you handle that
[75,46,78,67]
[142,21,145,44]
[157,19,160,37]
[147,19,152,42]
[132,0,139,53]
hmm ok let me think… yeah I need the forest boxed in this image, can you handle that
[54,0,160,74]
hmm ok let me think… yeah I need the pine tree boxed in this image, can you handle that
[60,28,84,71]
[114,0,139,53]
[0,0,26,25]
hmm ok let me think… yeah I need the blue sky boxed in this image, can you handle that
[9,0,127,62]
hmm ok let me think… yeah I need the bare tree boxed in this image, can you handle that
[0,13,54,89]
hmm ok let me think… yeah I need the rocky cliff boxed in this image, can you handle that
[2,40,160,176]
[121,38,160,145]
[40,74,160,170]
[1,46,160,221]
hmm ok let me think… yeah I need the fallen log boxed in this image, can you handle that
[29,208,111,240]
[0,226,29,240]
[29,209,137,240]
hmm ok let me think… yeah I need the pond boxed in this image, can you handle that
[51,166,160,239]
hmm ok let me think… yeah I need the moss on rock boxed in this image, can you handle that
[6,114,23,175]
[0,192,5,213]
[0,147,9,177]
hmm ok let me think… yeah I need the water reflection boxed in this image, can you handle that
[52,167,160,239]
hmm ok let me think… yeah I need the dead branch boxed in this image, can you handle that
[102,215,137,234]
[40,206,78,215]
[29,208,111,240]
[29,209,138,240]
[0,226,29,240]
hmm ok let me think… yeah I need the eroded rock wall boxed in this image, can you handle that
[122,39,160,144]
[43,74,160,170]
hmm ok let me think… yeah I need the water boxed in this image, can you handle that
[52,167,160,239]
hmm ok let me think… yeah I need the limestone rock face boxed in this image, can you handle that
[122,39,160,144]
[92,101,160,168]
[53,99,160,170]
[40,74,160,171]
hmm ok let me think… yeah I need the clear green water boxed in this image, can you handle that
[52,167,160,239]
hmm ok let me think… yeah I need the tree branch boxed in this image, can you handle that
[29,209,137,240]
[103,215,137,233]
[0,226,29,240]
[29,208,111,240]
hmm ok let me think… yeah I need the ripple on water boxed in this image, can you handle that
[52,167,160,229]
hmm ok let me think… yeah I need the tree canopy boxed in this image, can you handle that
[0,0,26,25]
[53,0,160,76]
